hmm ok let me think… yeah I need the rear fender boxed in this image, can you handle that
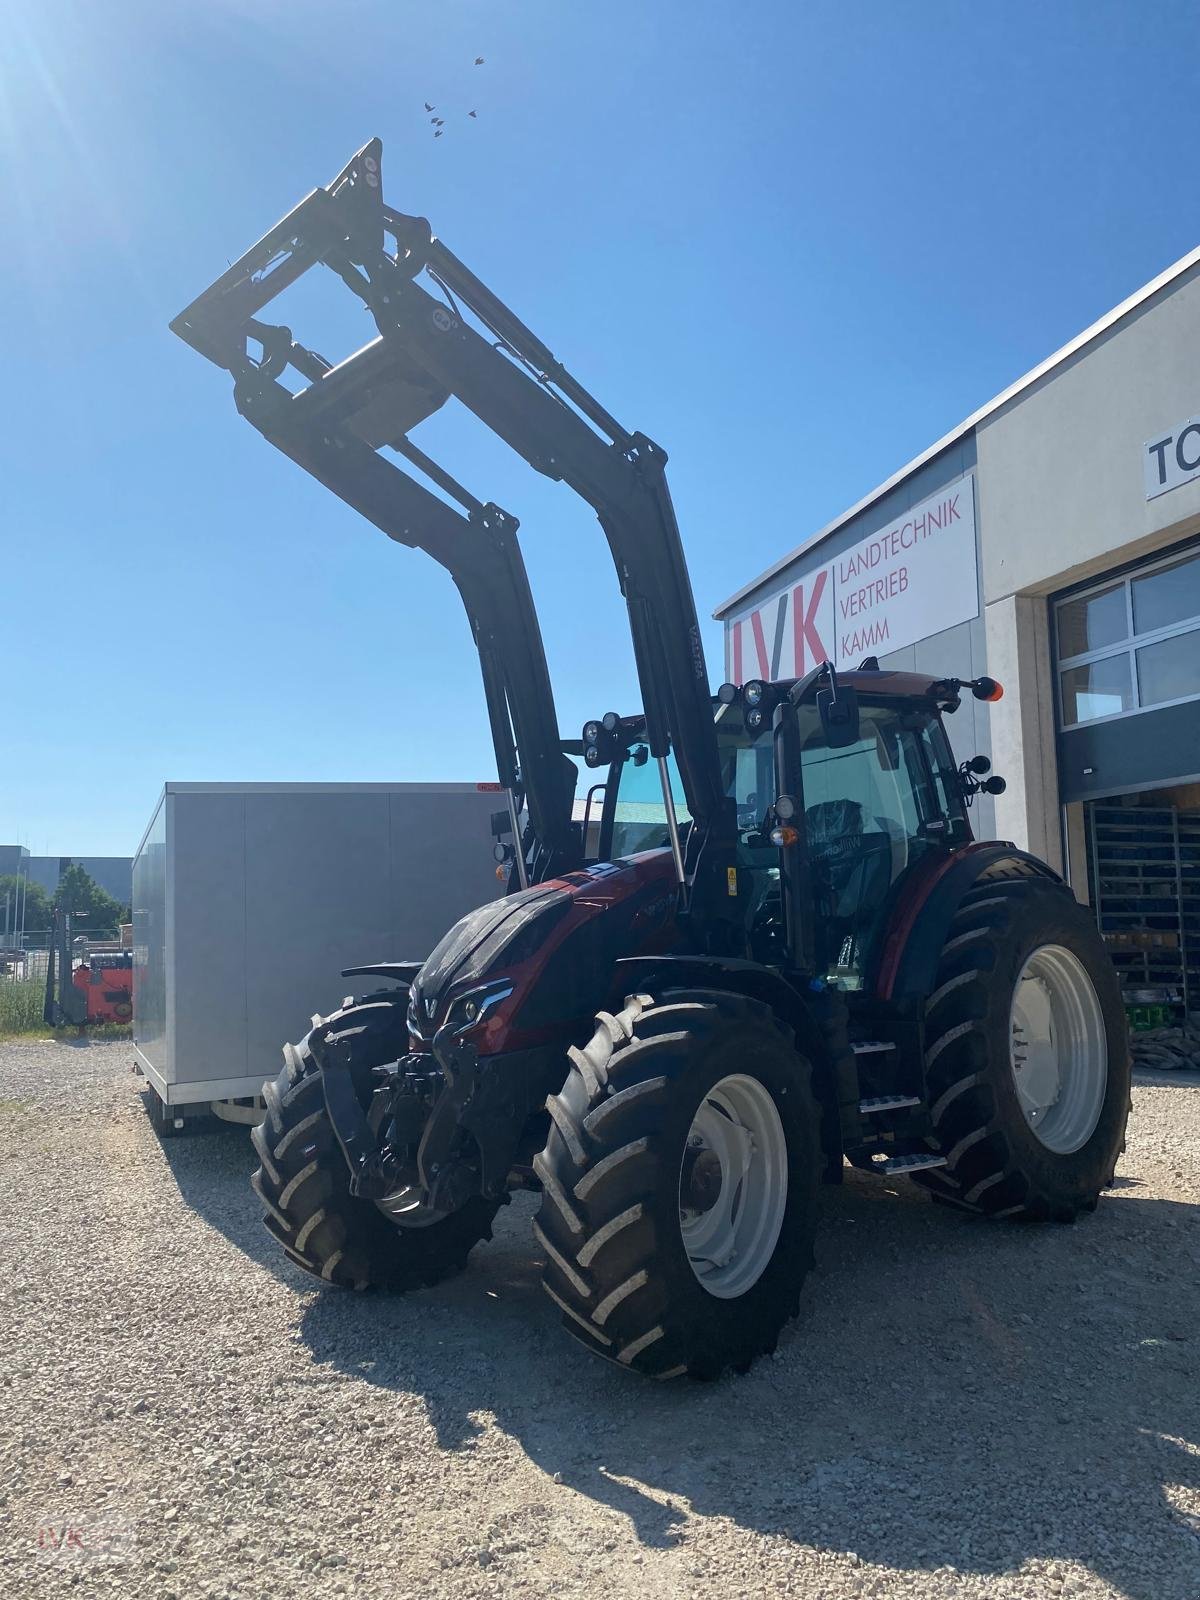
[873,844,1066,1002]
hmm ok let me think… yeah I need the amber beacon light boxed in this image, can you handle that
[972,677,1005,702]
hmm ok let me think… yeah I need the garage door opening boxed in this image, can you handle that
[1078,785,1200,1070]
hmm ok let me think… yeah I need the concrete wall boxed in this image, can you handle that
[975,263,1200,857]
[976,262,1200,606]
[984,596,1063,868]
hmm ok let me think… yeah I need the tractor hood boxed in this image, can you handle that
[407,852,681,1050]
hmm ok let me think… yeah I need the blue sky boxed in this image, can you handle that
[3,0,1199,856]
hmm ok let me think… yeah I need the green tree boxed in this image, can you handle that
[55,864,124,938]
[0,875,52,934]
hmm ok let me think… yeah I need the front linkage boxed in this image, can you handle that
[318,982,558,1219]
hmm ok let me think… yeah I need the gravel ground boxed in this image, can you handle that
[1,1040,1197,1600]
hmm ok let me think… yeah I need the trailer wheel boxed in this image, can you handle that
[534,990,820,1380]
[145,1087,186,1139]
[252,991,499,1290]
[913,877,1130,1219]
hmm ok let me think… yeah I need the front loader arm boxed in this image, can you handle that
[171,145,580,878]
[175,140,732,869]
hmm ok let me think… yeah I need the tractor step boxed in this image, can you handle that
[851,1039,896,1055]
[859,1095,921,1114]
[882,1152,948,1175]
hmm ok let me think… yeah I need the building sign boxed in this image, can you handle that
[725,475,979,680]
[1144,416,1200,500]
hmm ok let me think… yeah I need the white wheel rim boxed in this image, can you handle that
[678,1073,788,1300]
[1009,944,1107,1154]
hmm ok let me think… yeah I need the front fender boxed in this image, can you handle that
[614,954,856,1174]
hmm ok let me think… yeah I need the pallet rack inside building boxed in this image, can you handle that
[1087,802,1200,1014]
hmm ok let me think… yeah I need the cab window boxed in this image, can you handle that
[609,747,691,858]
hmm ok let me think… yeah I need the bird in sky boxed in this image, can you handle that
[434,129,443,138]
[474,56,484,65]
[468,110,477,118]
[424,101,435,111]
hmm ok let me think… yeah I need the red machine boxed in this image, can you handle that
[70,953,133,1025]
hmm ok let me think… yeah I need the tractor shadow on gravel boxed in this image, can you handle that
[152,1103,320,1292]
[297,1173,1200,1599]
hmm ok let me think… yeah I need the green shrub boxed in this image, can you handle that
[0,979,45,1035]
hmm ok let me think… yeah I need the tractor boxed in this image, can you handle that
[174,141,1129,1380]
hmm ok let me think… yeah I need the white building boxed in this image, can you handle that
[716,247,1200,1012]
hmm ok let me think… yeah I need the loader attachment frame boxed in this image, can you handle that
[171,143,580,881]
[172,139,734,926]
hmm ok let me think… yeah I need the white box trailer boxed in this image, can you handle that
[132,782,505,1126]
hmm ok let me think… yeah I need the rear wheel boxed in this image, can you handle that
[914,877,1130,1218]
[251,990,500,1289]
[534,989,820,1380]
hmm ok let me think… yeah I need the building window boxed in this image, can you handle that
[1060,657,1133,724]
[1056,545,1200,728]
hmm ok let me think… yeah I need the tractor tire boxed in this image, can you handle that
[534,989,820,1380]
[251,990,500,1290]
[913,877,1130,1219]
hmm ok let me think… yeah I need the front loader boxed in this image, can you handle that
[176,141,1129,1378]
[172,142,688,1277]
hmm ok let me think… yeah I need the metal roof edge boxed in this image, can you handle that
[713,240,1200,619]
[133,786,169,864]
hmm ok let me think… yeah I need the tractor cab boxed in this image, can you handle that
[585,666,1003,994]
[719,669,983,988]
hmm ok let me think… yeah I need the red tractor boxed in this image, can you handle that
[175,142,1129,1380]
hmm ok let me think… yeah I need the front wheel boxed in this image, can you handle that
[252,990,500,1289]
[534,989,820,1380]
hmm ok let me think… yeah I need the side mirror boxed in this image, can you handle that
[817,684,860,749]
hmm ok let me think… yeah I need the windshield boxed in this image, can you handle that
[609,750,691,858]
[608,699,963,983]
[607,717,755,859]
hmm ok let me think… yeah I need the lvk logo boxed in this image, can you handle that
[726,476,979,678]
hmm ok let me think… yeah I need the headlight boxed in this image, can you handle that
[441,981,515,1036]
[583,720,602,743]
[743,679,766,708]
[407,988,425,1039]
